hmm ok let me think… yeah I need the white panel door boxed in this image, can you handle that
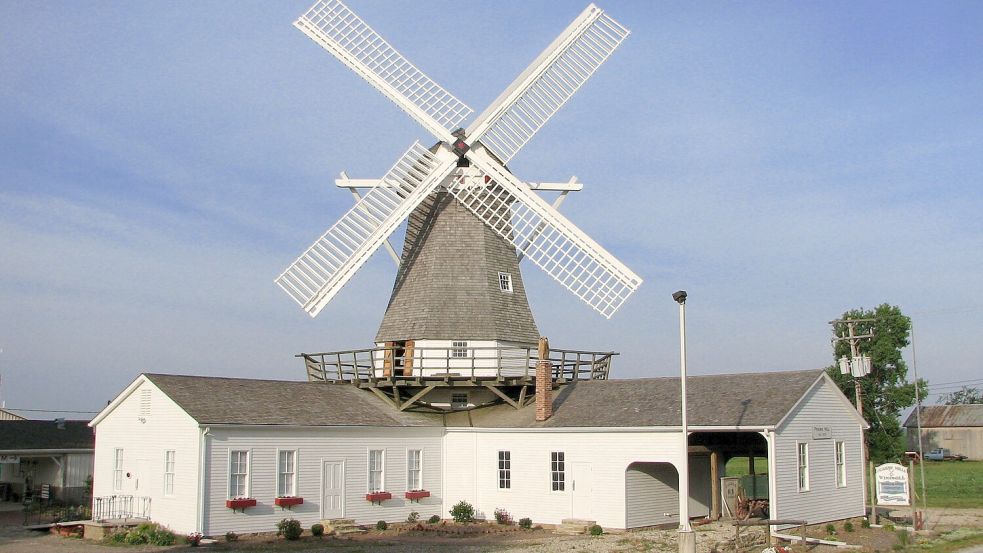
[321,460,345,519]
[571,462,593,519]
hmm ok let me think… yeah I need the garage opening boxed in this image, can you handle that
[689,431,769,520]
[624,459,712,529]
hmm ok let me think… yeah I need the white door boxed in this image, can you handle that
[571,462,593,519]
[322,461,345,519]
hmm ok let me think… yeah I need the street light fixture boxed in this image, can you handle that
[673,291,695,553]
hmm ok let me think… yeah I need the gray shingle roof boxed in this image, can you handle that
[140,369,824,429]
[904,404,983,428]
[375,190,539,344]
[441,369,825,428]
[144,374,438,427]
[0,420,94,451]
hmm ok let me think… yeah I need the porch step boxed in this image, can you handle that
[321,518,365,535]
[556,518,596,535]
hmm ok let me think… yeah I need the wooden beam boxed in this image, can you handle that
[367,387,396,409]
[483,384,519,409]
[391,384,401,410]
[517,385,528,408]
[398,385,437,411]
[710,450,721,520]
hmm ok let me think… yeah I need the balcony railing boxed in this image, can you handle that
[92,495,151,521]
[301,345,615,384]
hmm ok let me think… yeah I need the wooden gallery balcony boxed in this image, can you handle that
[300,345,616,387]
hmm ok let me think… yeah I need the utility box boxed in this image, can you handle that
[720,477,741,519]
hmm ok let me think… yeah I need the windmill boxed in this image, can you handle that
[277,1,642,411]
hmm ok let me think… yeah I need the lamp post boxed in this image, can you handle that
[673,290,695,553]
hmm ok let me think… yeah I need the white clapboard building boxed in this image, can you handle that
[89,368,867,535]
[91,0,868,538]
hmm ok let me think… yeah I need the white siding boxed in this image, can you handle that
[202,426,443,535]
[444,429,685,529]
[92,379,201,534]
[64,453,93,487]
[773,377,865,526]
[625,462,678,528]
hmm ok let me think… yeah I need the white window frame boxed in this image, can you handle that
[834,441,846,488]
[451,341,468,358]
[797,442,810,492]
[367,449,385,493]
[407,449,423,491]
[277,450,297,497]
[163,450,175,496]
[498,272,513,293]
[550,451,566,492]
[113,448,123,492]
[229,450,250,499]
[498,450,511,490]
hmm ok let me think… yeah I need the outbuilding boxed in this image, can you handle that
[905,404,983,460]
[0,419,94,504]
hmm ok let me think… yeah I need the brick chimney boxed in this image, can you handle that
[535,336,553,421]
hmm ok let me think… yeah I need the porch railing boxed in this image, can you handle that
[301,345,615,383]
[92,495,151,521]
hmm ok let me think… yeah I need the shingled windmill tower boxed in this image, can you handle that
[276,0,641,411]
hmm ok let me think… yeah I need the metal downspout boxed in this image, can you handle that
[197,427,210,533]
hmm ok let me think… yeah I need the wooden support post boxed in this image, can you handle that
[869,461,878,525]
[484,384,519,409]
[402,340,415,377]
[398,385,436,411]
[710,450,721,520]
[367,387,397,409]
[518,385,528,408]
[748,452,755,475]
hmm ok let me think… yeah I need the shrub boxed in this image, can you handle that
[519,517,532,530]
[825,523,837,535]
[376,520,388,531]
[107,530,127,544]
[276,518,303,540]
[494,508,514,525]
[311,523,324,537]
[148,527,176,546]
[589,524,603,536]
[108,523,175,546]
[428,514,441,524]
[450,500,475,524]
[885,523,895,532]
[862,518,871,529]
[844,521,855,533]
[407,511,420,523]
[225,531,239,542]
[124,531,145,545]
[897,529,910,546]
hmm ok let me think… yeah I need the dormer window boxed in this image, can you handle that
[498,272,513,293]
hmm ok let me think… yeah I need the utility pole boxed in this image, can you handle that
[829,317,876,522]
[829,318,876,414]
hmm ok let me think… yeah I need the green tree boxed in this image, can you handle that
[938,386,983,405]
[825,304,926,463]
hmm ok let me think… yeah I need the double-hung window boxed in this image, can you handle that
[834,441,846,487]
[407,450,422,491]
[797,443,809,491]
[498,451,511,489]
[368,450,385,493]
[163,450,175,496]
[229,450,249,498]
[550,451,565,491]
[498,272,513,293]
[113,449,123,491]
[278,450,297,497]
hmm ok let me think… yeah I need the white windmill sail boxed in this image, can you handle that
[295,0,473,141]
[466,3,630,163]
[276,142,457,316]
[449,147,642,318]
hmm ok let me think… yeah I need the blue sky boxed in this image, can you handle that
[1,1,981,418]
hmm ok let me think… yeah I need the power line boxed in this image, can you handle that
[3,407,99,414]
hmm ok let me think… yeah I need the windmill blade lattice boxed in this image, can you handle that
[467,4,629,164]
[295,0,473,141]
[447,149,642,318]
[276,142,456,316]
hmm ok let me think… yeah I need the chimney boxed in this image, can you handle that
[535,336,553,421]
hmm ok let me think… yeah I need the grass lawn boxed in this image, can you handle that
[725,456,769,477]
[912,460,983,508]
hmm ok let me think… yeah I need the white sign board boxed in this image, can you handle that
[812,426,832,439]
[0,455,19,464]
[875,463,910,506]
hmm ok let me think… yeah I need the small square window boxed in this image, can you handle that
[498,272,513,293]
[451,392,469,408]
[451,341,468,358]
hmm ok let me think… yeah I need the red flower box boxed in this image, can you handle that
[365,491,392,503]
[275,496,304,508]
[225,498,257,510]
[404,490,430,501]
